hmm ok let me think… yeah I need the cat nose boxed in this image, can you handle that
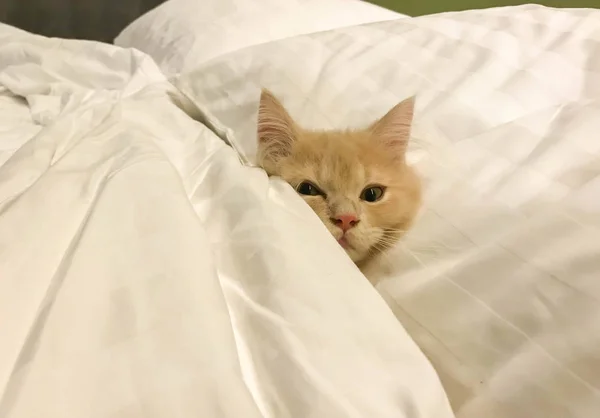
[331,214,359,232]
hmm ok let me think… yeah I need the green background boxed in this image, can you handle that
[369,0,600,16]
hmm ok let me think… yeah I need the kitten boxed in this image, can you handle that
[257,89,421,271]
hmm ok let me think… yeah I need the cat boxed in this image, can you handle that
[256,89,422,272]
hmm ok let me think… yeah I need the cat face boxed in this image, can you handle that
[257,90,421,265]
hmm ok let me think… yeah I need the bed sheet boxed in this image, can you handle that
[0,24,452,418]
[114,0,404,77]
[174,4,600,417]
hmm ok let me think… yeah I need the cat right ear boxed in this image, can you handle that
[369,95,415,159]
[257,89,298,166]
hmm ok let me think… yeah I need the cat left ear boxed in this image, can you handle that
[369,96,415,158]
[257,89,298,167]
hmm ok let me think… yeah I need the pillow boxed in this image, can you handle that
[114,0,403,77]
[174,5,600,417]
[0,22,29,37]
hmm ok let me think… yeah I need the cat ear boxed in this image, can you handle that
[257,89,298,165]
[369,96,415,158]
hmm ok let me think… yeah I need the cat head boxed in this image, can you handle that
[257,89,421,266]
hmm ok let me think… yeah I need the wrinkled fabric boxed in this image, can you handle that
[0,24,452,418]
[174,5,600,417]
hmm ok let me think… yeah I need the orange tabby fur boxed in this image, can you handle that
[257,89,421,269]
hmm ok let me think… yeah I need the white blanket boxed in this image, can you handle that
[173,4,600,417]
[0,24,452,418]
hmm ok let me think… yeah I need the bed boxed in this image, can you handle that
[1,0,600,417]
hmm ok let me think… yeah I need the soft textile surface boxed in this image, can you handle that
[114,0,404,77]
[0,24,453,418]
[175,5,600,417]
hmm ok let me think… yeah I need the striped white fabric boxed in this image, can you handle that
[176,5,600,417]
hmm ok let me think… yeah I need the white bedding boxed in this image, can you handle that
[4,2,600,417]
[0,21,452,418]
[114,0,404,77]
[171,4,600,417]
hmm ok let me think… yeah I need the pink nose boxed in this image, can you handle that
[331,214,359,232]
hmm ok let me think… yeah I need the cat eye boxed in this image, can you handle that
[296,181,324,197]
[360,186,385,202]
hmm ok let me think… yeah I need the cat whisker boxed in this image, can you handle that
[375,237,402,246]
[371,241,396,252]
[374,236,465,255]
